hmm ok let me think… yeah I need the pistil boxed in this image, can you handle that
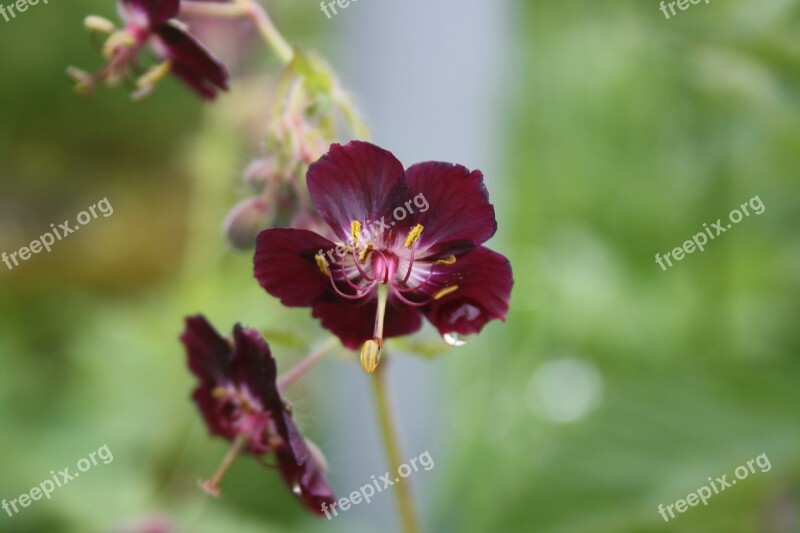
[360,283,389,373]
[198,432,249,497]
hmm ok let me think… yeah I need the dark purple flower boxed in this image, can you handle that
[70,0,229,100]
[254,141,513,370]
[181,315,335,515]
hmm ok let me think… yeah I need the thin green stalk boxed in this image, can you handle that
[277,337,338,391]
[181,0,293,63]
[372,362,420,533]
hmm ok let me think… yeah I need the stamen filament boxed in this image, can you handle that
[392,290,432,308]
[339,259,368,292]
[350,247,375,282]
[401,244,417,284]
[328,268,370,300]
[361,284,390,373]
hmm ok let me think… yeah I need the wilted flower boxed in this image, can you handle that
[254,141,513,371]
[181,315,335,515]
[68,0,229,100]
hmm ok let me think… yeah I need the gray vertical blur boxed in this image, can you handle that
[315,0,512,531]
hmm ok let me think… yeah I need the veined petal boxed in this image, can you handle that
[254,228,336,307]
[403,162,497,258]
[422,246,513,336]
[307,141,408,242]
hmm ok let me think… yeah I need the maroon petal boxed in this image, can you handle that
[229,324,281,411]
[182,315,233,386]
[275,417,336,515]
[151,24,230,100]
[312,298,423,349]
[307,141,408,241]
[422,246,513,337]
[254,228,336,307]
[181,315,238,439]
[120,0,179,27]
[403,162,496,258]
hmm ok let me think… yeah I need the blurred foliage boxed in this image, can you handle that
[1,0,799,532]
[434,1,800,533]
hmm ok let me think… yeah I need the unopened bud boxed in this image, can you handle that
[223,197,273,249]
[243,158,278,189]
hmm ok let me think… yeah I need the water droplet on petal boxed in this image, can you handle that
[443,332,476,347]
[292,482,302,495]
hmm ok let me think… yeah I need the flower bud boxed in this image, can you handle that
[223,197,273,250]
[243,158,279,190]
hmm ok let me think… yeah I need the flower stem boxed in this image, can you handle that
[198,432,248,497]
[277,337,339,391]
[371,362,420,533]
[181,0,293,64]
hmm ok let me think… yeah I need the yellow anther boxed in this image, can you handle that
[137,60,172,89]
[358,243,373,264]
[433,285,459,300]
[211,387,228,400]
[404,224,424,248]
[350,220,362,247]
[435,255,457,265]
[315,254,330,276]
[84,15,116,34]
[102,30,137,59]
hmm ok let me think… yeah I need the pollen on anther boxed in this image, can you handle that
[350,220,362,247]
[359,243,373,264]
[315,254,330,276]
[404,224,424,248]
[433,285,459,300]
[211,387,228,400]
[137,60,172,89]
[435,255,457,265]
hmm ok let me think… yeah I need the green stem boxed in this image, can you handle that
[181,0,293,64]
[371,362,420,533]
[276,337,338,391]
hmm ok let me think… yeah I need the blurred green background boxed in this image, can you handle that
[1,0,799,532]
